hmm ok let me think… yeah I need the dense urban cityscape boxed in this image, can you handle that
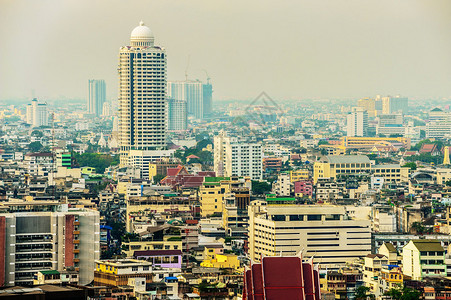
[1,1,451,299]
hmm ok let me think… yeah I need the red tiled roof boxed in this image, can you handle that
[186,154,200,159]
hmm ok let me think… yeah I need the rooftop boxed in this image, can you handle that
[326,155,371,164]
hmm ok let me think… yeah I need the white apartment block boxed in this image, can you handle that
[347,107,368,137]
[127,149,174,179]
[26,98,48,128]
[0,204,99,286]
[214,132,262,180]
[118,21,167,166]
[248,201,371,269]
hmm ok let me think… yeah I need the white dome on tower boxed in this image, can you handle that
[130,21,154,47]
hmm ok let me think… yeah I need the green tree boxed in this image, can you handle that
[355,286,375,300]
[28,141,43,152]
[446,180,451,187]
[252,181,272,195]
[31,130,44,138]
[153,174,166,185]
[384,285,421,300]
[402,162,417,170]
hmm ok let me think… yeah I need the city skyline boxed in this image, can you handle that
[2,0,451,102]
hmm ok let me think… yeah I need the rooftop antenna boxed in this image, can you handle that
[185,55,191,81]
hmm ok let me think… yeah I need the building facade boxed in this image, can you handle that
[347,107,368,137]
[168,98,187,131]
[118,21,167,167]
[26,98,48,128]
[87,79,106,116]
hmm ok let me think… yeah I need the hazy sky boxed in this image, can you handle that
[1,0,451,101]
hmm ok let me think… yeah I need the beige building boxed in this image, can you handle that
[313,155,372,184]
[402,239,446,280]
[248,201,371,268]
[118,21,167,167]
[290,169,309,182]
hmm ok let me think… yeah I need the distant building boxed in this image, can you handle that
[214,132,262,180]
[26,98,48,127]
[313,155,372,184]
[168,98,187,131]
[167,80,212,120]
[357,97,376,118]
[94,259,153,287]
[382,96,408,114]
[87,79,106,116]
[347,107,368,137]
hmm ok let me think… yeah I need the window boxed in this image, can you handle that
[272,215,286,221]
[143,266,149,271]
[307,215,322,221]
[325,214,340,221]
[289,215,303,221]
[132,266,138,271]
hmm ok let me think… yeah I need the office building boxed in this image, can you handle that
[26,98,48,127]
[167,80,212,119]
[381,96,408,114]
[248,201,371,268]
[0,203,99,286]
[313,155,372,184]
[340,136,410,149]
[376,114,404,136]
[118,21,167,167]
[168,98,187,131]
[87,79,106,116]
[357,97,376,117]
[347,107,368,137]
[214,132,262,180]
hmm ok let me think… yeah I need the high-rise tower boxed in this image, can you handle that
[87,79,106,116]
[118,21,167,166]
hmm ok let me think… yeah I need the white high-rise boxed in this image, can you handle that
[26,98,48,128]
[214,131,263,180]
[87,79,106,116]
[167,80,212,119]
[347,107,368,137]
[118,21,167,166]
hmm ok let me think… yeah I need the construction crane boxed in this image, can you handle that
[185,55,191,81]
[202,69,211,84]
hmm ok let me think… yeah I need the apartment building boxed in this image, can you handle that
[290,169,309,182]
[272,172,291,196]
[214,131,262,180]
[248,201,371,268]
[94,259,153,287]
[402,240,446,280]
[372,164,410,184]
[0,202,99,286]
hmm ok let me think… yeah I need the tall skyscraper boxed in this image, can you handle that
[25,98,48,127]
[167,80,212,120]
[87,79,106,116]
[168,99,187,131]
[347,107,368,137]
[118,21,167,166]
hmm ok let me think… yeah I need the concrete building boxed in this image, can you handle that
[372,164,410,184]
[347,107,368,137]
[357,97,376,118]
[87,79,106,116]
[0,203,100,286]
[248,201,371,268]
[94,259,153,287]
[26,98,48,127]
[272,172,291,196]
[214,132,262,180]
[340,136,410,150]
[382,96,408,114]
[168,98,187,131]
[313,155,372,184]
[402,239,446,280]
[118,21,167,167]
[167,80,212,119]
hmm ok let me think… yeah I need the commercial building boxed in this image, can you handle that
[248,201,371,268]
[0,203,99,286]
[168,98,187,131]
[26,98,48,127]
[347,107,368,137]
[118,21,167,166]
[87,79,106,116]
[340,136,410,150]
[214,132,262,180]
[167,80,212,119]
[382,96,408,114]
[372,164,410,184]
[313,155,372,184]
[357,97,376,117]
